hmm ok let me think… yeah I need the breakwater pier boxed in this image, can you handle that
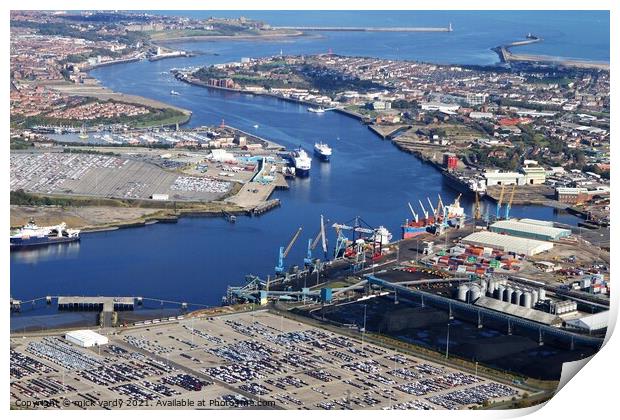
[273,24,453,32]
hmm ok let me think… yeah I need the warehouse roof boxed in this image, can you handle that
[474,296,563,326]
[565,311,609,331]
[519,218,555,227]
[461,231,553,254]
[490,219,571,238]
[65,330,108,344]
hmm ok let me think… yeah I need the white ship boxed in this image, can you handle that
[11,220,80,249]
[286,148,312,177]
[313,142,332,161]
[307,107,325,113]
[170,90,180,95]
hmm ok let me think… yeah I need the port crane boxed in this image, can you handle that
[495,185,506,220]
[275,227,303,274]
[474,191,482,221]
[305,215,328,266]
[504,184,517,219]
[418,200,429,220]
[427,197,437,220]
[332,217,375,266]
[408,202,419,223]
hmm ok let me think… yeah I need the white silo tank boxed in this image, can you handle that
[531,290,538,304]
[487,282,495,297]
[506,287,514,303]
[498,285,506,301]
[538,288,546,301]
[514,290,523,305]
[522,292,532,308]
[458,284,468,301]
[470,285,482,301]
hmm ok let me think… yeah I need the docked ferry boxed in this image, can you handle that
[286,148,312,177]
[313,142,332,161]
[10,220,80,249]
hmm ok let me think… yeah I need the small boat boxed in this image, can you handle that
[253,124,259,129]
[307,107,325,113]
[170,90,180,95]
[313,142,332,161]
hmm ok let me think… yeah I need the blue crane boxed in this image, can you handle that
[275,227,303,274]
[495,184,506,220]
[504,184,517,220]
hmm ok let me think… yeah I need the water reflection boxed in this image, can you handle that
[11,241,81,264]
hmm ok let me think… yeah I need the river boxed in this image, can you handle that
[10,11,608,321]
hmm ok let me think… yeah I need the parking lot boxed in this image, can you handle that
[10,152,231,202]
[10,311,522,410]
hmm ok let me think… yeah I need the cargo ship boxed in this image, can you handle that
[313,142,332,161]
[402,195,465,239]
[442,170,486,197]
[285,147,312,177]
[10,220,80,249]
[402,200,436,239]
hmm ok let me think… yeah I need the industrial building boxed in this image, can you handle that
[521,161,546,185]
[461,231,553,256]
[483,170,525,186]
[474,297,563,326]
[490,219,572,241]
[65,330,109,348]
[565,311,609,332]
[555,187,590,204]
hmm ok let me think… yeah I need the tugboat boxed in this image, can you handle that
[10,220,80,249]
[313,142,332,161]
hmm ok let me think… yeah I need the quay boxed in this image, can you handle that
[368,124,411,139]
[57,296,135,312]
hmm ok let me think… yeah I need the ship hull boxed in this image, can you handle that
[10,236,79,250]
[295,168,310,177]
[314,149,331,161]
[402,226,430,239]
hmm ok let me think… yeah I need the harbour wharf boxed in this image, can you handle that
[57,296,135,312]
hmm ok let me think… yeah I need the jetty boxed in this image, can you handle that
[273,24,453,32]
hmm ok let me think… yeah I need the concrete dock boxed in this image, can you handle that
[57,296,135,312]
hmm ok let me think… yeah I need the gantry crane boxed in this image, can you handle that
[332,217,374,260]
[275,227,303,274]
[504,184,517,220]
[495,184,506,220]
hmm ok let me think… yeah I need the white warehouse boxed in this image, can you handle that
[461,231,554,256]
[65,330,109,348]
